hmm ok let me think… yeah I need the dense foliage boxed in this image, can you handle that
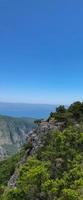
[0,148,26,199]
[48,101,83,125]
[0,101,83,199]
[1,126,83,200]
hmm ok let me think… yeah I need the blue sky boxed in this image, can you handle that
[0,0,83,104]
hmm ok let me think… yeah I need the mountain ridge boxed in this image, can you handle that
[0,115,36,159]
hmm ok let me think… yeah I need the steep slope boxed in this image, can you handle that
[0,125,83,200]
[0,102,83,200]
[0,115,36,158]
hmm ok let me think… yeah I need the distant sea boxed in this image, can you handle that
[0,102,57,119]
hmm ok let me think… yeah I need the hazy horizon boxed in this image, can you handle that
[0,102,57,118]
[0,99,82,106]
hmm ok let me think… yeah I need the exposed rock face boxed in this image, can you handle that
[8,119,67,189]
[8,120,58,188]
[0,146,7,160]
[0,115,36,159]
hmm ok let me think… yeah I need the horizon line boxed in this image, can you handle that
[0,101,70,106]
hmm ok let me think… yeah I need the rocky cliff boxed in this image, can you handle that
[0,115,36,159]
[1,119,82,200]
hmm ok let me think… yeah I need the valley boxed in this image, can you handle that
[0,115,36,159]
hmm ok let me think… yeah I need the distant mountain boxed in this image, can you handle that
[0,115,36,159]
[0,102,57,160]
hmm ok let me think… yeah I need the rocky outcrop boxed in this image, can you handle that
[8,120,58,188]
[0,146,7,160]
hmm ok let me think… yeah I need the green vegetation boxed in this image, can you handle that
[48,101,83,126]
[0,151,24,186]
[0,148,25,199]
[0,126,82,200]
[0,102,83,199]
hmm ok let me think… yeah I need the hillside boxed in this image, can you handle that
[48,101,83,127]
[0,115,36,159]
[0,125,83,200]
[0,102,83,200]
